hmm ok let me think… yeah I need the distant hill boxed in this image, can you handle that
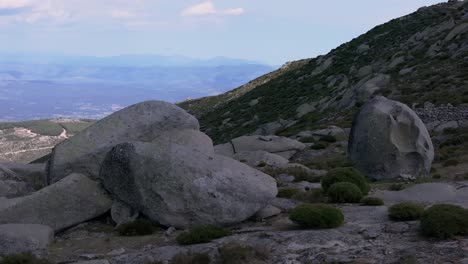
[0,119,94,163]
[179,0,468,143]
[0,54,274,121]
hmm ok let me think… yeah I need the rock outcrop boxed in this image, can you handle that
[100,141,277,229]
[47,101,199,184]
[348,96,434,180]
[0,224,54,256]
[215,135,305,159]
[0,173,112,231]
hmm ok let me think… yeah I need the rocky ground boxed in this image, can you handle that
[39,181,468,264]
[0,98,468,264]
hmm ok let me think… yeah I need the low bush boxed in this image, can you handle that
[420,204,468,239]
[360,197,384,206]
[327,182,363,203]
[256,161,267,167]
[388,183,406,191]
[0,253,51,264]
[277,188,301,198]
[321,167,369,194]
[319,135,337,143]
[310,142,328,150]
[292,189,324,203]
[289,203,344,229]
[176,225,231,245]
[299,137,316,143]
[443,159,459,167]
[169,252,211,264]
[293,173,322,183]
[218,243,268,264]
[117,219,157,236]
[388,202,425,221]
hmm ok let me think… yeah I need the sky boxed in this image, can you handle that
[1,0,445,65]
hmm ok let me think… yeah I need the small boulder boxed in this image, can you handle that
[348,96,434,180]
[232,150,289,168]
[0,173,112,231]
[254,205,282,220]
[47,101,199,184]
[111,200,139,227]
[0,224,54,256]
[100,141,277,228]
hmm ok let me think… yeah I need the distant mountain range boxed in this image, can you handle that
[0,53,275,121]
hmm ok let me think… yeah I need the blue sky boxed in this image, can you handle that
[1,0,444,65]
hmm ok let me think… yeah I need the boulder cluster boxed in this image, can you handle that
[0,101,278,256]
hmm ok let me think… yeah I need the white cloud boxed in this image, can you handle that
[111,10,135,19]
[181,1,244,17]
[0,0,33,9]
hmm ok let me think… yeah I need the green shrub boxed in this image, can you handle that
[169,252,211,264]
[310,142,328,150]
[321,167,369,195]
[218,243,267,264]
[432,174,442,179]
[257,161,267,167]
[319,135,337,143]
[388,183,406,191]
[360,196,384,206]
[388,202,425,221]
[277,188,301,198]
[443,159,459,167]
[293,173,321,183]
[327,182,363,203]
[176,225,231,245]
[420,204,468,239]
[289,204,344,229]
[299,137,316,143]
[0,253,51,264]
[117,219,157,236]
[292,189,324,203]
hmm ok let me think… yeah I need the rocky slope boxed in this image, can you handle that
[0,119,94,163]
[179,0,468,144]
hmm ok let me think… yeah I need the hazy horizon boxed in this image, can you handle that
[2,0,444,65]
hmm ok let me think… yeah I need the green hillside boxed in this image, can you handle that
[179,1,468,143]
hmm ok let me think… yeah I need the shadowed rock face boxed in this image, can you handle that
[100,141,277,229]
[348,96,434,180]
[47,101,200,184]
[0,173,112,231]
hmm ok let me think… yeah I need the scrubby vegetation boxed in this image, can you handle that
[263,166,319,182]
[327,182,363,203]
[310,142,328,150]
[169,252,211,264]
[420,204,468,239]
[277,188,301,198]
[388,202,425,221]
[218,243,268,264]
[289,203,344,229]
[0,253,52,264]
[117,219,158,236]
[176,225,231,245]
[319,135,337,143]
[292,189,325,203]
[388,183,406,191]
[360,197,384,206]
[321,167,369,194]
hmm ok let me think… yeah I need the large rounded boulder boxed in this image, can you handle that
[47,101,199,184]
[100,140,277,228]
[348,96,434,180]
